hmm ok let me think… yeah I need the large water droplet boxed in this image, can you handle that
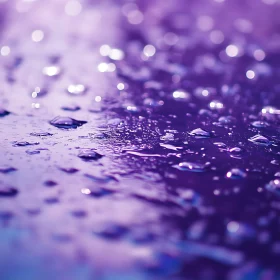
[0,185,18,197]
[188,128,213,138]
[78,149,103,160]
[50,116,87,129]
[12,141,39,147]
[0,166,17,174]
[251,121,269,128]
[248,134,271,146]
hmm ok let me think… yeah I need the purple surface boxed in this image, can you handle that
[1,0,280,279]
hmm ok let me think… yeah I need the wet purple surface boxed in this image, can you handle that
[1,0,280,279]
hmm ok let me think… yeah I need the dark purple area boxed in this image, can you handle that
[0,0,280,279]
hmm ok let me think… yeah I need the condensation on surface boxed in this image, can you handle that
[1,0,280,279]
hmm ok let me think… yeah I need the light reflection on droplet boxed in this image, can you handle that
[67,84,86,95]
[209,100,224,109]
[246,70,255,79]
[227,221,240,233]
[1,46,10,56]
[143,45,156,57]
[31,103,40,109]
[210,30,224,44]
[65,0,82,16]
[226,45,239,57]
[117,83,125,90]
[31,30,44,42]
[127,9,143,25]
[100,45,111,56]
[109,49,124,60]
[42,66,61,77]
[163,32,178,46]
[81,188,91,195]
[173,90,189,100]
[95,96,102,102]
[98,63,116,72]
[253,49,266,61]
[197,15,214,32]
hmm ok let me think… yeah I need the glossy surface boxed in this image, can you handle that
[1,0,280,279]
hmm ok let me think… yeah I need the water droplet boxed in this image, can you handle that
[0,166,17,174]
[50,116,87,129]
[44,180,57,187]
[271,160,280,166]
[61,104,81,111]
[261,106,280,121]
[0,107,10,117]
[251,121,269,128]
[160,132,175,141]
[30,132,53,137]
[173,162,210,172]
[70,210,87,218]
[81,187,115,198]
[226,168,247,179]
[26,149,40,155]
[214,142,227,148]
[248,134,271,146]
[188,128,213,138]
[218,116,236,125]
[93,223,128,239]
[84,173,117,183]
[78,149,103,160]
[266,179,280,196]
[58,167,79,174]
[0,185,18,197]
[44,197,59,204]
[228,147,244,154]
[12,141,39,147]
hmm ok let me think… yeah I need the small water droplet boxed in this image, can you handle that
[30,132,53,137]
[44,180,57,187]
[218,116,236,125]
[266,179,280,196]
[58,167,79,174]
[93,223,128,239]
[26,149,40,155]
[173,162,210,172]
[0,107,10,117]
[226,168,247,179]
[61,104,81,111]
